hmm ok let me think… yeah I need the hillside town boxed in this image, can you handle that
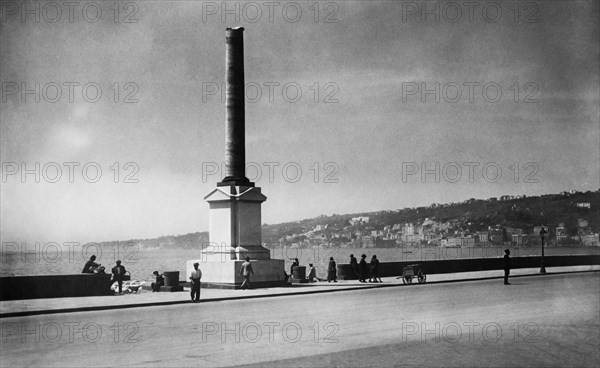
[274,190,600,250]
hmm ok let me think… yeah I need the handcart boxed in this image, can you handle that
[400,264,426,284]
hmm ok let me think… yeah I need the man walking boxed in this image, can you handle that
[111,260,126,295]
[189,262,202,302]
[359,254,368,283]
[503,249,511,285]
[369,255,382,283]
[240,257,254,290]
[327,257,337,282]
[350,254,359,280]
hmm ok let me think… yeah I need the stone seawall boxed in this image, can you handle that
[0,274,114,301]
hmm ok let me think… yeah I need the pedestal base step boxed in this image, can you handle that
[186,259,287,286]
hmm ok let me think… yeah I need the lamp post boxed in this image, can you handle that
[539,227,547,274]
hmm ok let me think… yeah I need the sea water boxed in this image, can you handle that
[1,244,597,281]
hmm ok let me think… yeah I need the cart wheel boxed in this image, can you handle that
[418,272,426,284]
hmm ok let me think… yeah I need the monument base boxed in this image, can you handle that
[186,259,287,289]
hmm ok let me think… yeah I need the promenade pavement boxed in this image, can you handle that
[1,265,598,318]
[2,272,598,367]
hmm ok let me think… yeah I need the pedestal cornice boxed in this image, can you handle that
[204,185,266,203]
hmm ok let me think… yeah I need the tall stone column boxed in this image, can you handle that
[188,28,286,289]
[220,27,251,187]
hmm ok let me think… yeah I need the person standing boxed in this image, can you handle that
[350,254,359,280]
[503,249,511,285]
[359,254,368,283]
[111,260,127,295]
[240,257,254,290]
[369,255,382,283]
[327,257,337,282]
[189,262,202,302]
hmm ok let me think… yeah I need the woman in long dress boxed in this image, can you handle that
[359,254,368,283]
[327,257,337,282]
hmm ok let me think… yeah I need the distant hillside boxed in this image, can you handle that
[99,232,210,250]
[100,190,598,249]
[262,190,600,243]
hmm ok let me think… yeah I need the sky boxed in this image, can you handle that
[1,0,598,244]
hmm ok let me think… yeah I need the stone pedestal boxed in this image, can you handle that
[186,259,286,289]
[186,185,286,288]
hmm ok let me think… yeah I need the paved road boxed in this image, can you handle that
[1,273,598,367]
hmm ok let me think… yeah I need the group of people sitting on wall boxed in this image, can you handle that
[81,255,165,293]
[81,255,105,274]
[81,255,129,294]
[349,254,382,283]
[288,257,339,283]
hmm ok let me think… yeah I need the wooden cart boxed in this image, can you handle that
[401,264,426,284]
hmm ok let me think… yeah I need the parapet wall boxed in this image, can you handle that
[2,255,598,299]
[0,274,114,301]
[337,255,600,280]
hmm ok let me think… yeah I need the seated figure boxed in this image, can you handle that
[152,271,164,292]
